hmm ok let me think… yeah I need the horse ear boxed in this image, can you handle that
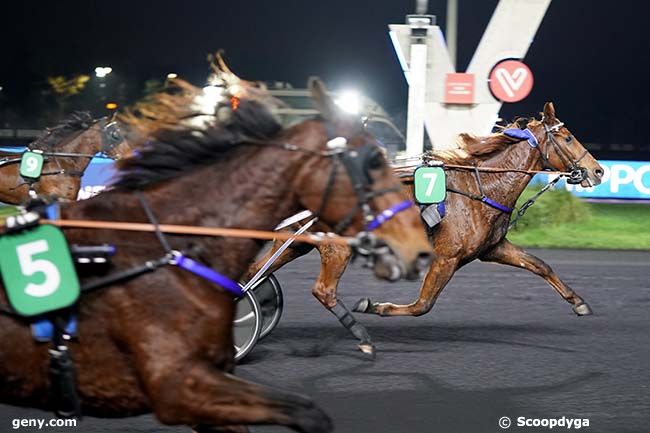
[543,102,557,123]
[309,77,338,121]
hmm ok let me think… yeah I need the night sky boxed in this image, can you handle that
[1,0,649,146]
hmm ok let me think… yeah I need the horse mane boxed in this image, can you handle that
[31,111,95,149]
[427,117,537,164]
[115,78,284,190]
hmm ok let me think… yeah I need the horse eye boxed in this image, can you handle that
[565,135,573,143]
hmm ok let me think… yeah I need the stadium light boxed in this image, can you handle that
[94,66,113,78]
[167,73,178,79]
[335,90,360,115]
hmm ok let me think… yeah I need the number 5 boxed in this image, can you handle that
[16,240,60,297]
[422,172,438,196]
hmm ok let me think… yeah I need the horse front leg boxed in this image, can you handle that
[143,360,332,433]
[194,425,249,433]
[354,256,460,316]
[480,238,592,315]
[243,235,314,282]
[311,243,375,357]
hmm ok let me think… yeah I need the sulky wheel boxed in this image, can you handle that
[233,289,262,362]
[252,274,284,339]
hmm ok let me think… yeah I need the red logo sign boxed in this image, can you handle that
[444,73,475,104]
[488,60,533,103]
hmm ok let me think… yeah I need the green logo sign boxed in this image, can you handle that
[0,225,79,317]
[19,151,44,179]
[414,166,447,204]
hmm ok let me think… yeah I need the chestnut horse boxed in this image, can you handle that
[246,103,604,355]
[0,78,431,433]
[0,112,130,204]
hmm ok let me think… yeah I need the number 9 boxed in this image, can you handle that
[25,156,38,172]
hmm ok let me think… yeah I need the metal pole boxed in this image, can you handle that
[446,0,458,69]
[405,34,428,158]
[416,0,428,14]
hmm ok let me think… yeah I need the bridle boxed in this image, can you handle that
[7,118,125,196]
[433,118,594,218]
[306,122,412,236]
[533,120,590,185]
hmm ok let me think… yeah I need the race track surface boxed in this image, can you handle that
[2,248,649,433]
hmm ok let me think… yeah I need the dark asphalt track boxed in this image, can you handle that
[2,248,649,433]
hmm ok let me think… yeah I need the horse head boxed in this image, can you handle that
[290,77,433,280]
[533,102,604,188]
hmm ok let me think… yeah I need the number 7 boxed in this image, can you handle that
[422,172,438,196]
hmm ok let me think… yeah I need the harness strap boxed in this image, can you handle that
[133,193,243,297]
[80,256,169,293]
[444,167,514,214]
[473,166,487,197]
[313,156,339,219]
[0,157,23,167]
[40,169,85,178]
[446,188,513,213]
[171,253,244,297]
[366,200,413,230]
[136,192,172,252]
[481,196,513,213]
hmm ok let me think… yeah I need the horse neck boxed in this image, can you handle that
[54,128,102,173]
[139,144,304,278]
[477,140,544,208]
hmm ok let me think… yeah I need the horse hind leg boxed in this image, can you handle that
[480,238,592,315]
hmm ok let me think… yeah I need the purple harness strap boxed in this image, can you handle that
[503,128,539,148]
[366,200,413,231]
[481,196,513,213]
[173,254,244,297]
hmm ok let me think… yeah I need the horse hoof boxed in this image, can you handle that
[573,302,593,316]
[358,343,376,359]
[353,298,372,313]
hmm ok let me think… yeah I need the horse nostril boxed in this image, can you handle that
[594,168,604,178]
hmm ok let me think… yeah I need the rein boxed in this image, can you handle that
[39,219,357,246]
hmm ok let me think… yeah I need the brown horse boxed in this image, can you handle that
[0,112,130,204]
[246,102,604,355]
[0,77,431,433]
